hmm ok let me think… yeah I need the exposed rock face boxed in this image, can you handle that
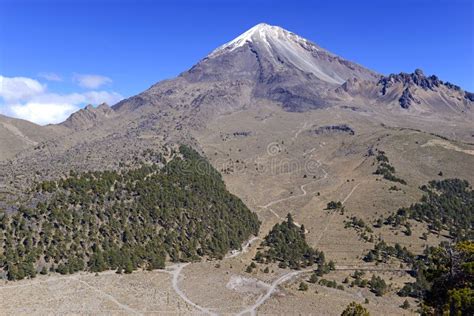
[465,92,474,102]
[399,88,420,109]
[337,68,473,111]
[62,103,115,130]
[378,69,442,94]
[376,69,473,109]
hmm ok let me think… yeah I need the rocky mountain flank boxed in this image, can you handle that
[61,103,116,130]
[336,69,473,113]
[0,115,62,161]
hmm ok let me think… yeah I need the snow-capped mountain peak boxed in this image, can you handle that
[209,23,319,58]
[206,23,377,85]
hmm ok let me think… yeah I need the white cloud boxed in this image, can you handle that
[82,91,124,105]
[38,72,62,82]
[0,74,124,125]
[0,75,45,101]
[28,91,123,106]
[10,102,79,125]
[73,73,112,89]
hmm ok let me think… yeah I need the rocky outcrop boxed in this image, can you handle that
[377,69,473,109]
[399,87,420,109]
[62,103,115,130]
[465,91,474,102]
[378,69,442,94]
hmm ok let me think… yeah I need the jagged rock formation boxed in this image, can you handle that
[377,69,473,109]
[337,68,473,112]
[398,88,420,109]
[62,103,115,130]
[379,69,442,92]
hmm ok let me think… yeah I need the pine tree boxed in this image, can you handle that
[341,302,370,316]
[401,299,410,309]
[308,273,318,284]
[299,281,308,291]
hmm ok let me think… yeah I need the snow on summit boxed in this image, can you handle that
[208,23,347,84]
[210,23,318,57]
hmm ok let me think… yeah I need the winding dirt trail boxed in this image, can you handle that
[231,149,333,315]
[259,157,327,208]
[236,268,313,316]
[291,121,309,142]
[259,154,328,224]
[167,264,218,316]
[161,147,331,316]
[226,236,260,259]
[314,182,362,246]
[237,180,363,316]
[73,277,142,315]
[0,140,363,316]
[136,130,359,315]
[159,235,261,316]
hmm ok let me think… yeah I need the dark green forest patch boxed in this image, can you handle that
[0,145,260,280]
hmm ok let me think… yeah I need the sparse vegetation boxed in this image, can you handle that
[364,240,414,264]
[341,301,370,316]
[319,278,344,290]
[344,216,374,242]
[350,270,369,288]
[373,150,407,185]
[385,179,474,240]
[401,299,410,309]
[299,281,308,291]
[369,275,388,296]
[308,272,318,283]
[246,262,257,273]
[327,201,343,210]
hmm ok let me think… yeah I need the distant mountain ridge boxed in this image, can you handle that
[62,103,115,130]
[0,115,62,161]
[336,68,473,112]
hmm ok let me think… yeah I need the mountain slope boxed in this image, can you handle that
[0,115,62,161]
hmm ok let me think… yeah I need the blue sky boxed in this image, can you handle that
[0,0,473,124]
